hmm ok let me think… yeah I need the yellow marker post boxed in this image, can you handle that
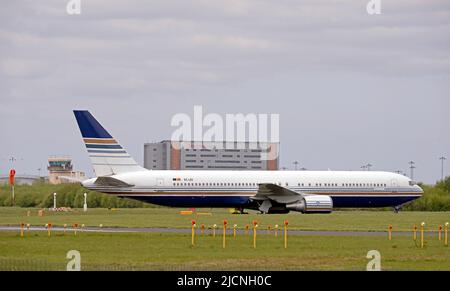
[267,225,271,235]
[284,220,289,249]
[74,223,78,236]
[223,220,228,249]
[47,223,52,237]
[191,220,196,247]
[245,225,249,235]
[213,224,217,238]
[63,224,67,235]
[201,224,205,236]
[388,225,392,241]
[26,223,30,236]
[445,222,448,247]
[421,222,425,248]
[413,225,417,241]
[275,225,278,237]
[233,224,237,239]
[20,222,24,237]
[252,220,258,249]
[438,225,442,241]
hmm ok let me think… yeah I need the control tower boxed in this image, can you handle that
[47,156,85,184]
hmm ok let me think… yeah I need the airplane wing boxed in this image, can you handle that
[251,183,304,213]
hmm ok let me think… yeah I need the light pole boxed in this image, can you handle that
[409,161,416,180]
[83,193,88,212]
[293,161,299,171]
[439,156,446,181]
[53,193,57,210]
[366,163,373,171]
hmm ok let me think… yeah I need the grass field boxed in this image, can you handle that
[0,207,448,232]
[0,207,449,271]
[0,231,449,271]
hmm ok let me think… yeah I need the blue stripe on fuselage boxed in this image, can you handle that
[330,195,419,208]
[116,195,420,209]
[126,195,252,208]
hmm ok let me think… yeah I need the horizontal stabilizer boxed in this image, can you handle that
[94,176,134,187]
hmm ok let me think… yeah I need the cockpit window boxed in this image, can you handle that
[409,180,416,186]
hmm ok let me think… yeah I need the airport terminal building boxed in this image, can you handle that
[144,140,279,171]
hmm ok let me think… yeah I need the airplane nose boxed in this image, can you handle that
[414,185,424,195]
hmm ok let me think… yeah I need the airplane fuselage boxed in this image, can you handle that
[82,170,423,210]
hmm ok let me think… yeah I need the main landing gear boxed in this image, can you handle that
[393,205,402,213]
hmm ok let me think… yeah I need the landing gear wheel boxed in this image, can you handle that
[393,206,401,213]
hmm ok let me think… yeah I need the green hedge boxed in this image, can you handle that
[403,177,450,211]
[0,182,150,208]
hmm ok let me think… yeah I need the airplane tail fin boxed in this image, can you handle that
[73,110,146,177]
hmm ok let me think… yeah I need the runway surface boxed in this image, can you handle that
[0,225,417,237]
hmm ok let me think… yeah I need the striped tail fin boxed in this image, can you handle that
[73,110,146,177]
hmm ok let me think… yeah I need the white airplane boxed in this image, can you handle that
[75,110,423,214]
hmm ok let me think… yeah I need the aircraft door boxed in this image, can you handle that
[157,178,165,187]
[390,179,398,192]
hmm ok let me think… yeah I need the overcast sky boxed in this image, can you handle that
[1,0,449,183]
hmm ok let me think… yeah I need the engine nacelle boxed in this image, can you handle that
[286,195,333,214]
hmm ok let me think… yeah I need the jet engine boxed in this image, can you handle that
[286,195,333,213]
